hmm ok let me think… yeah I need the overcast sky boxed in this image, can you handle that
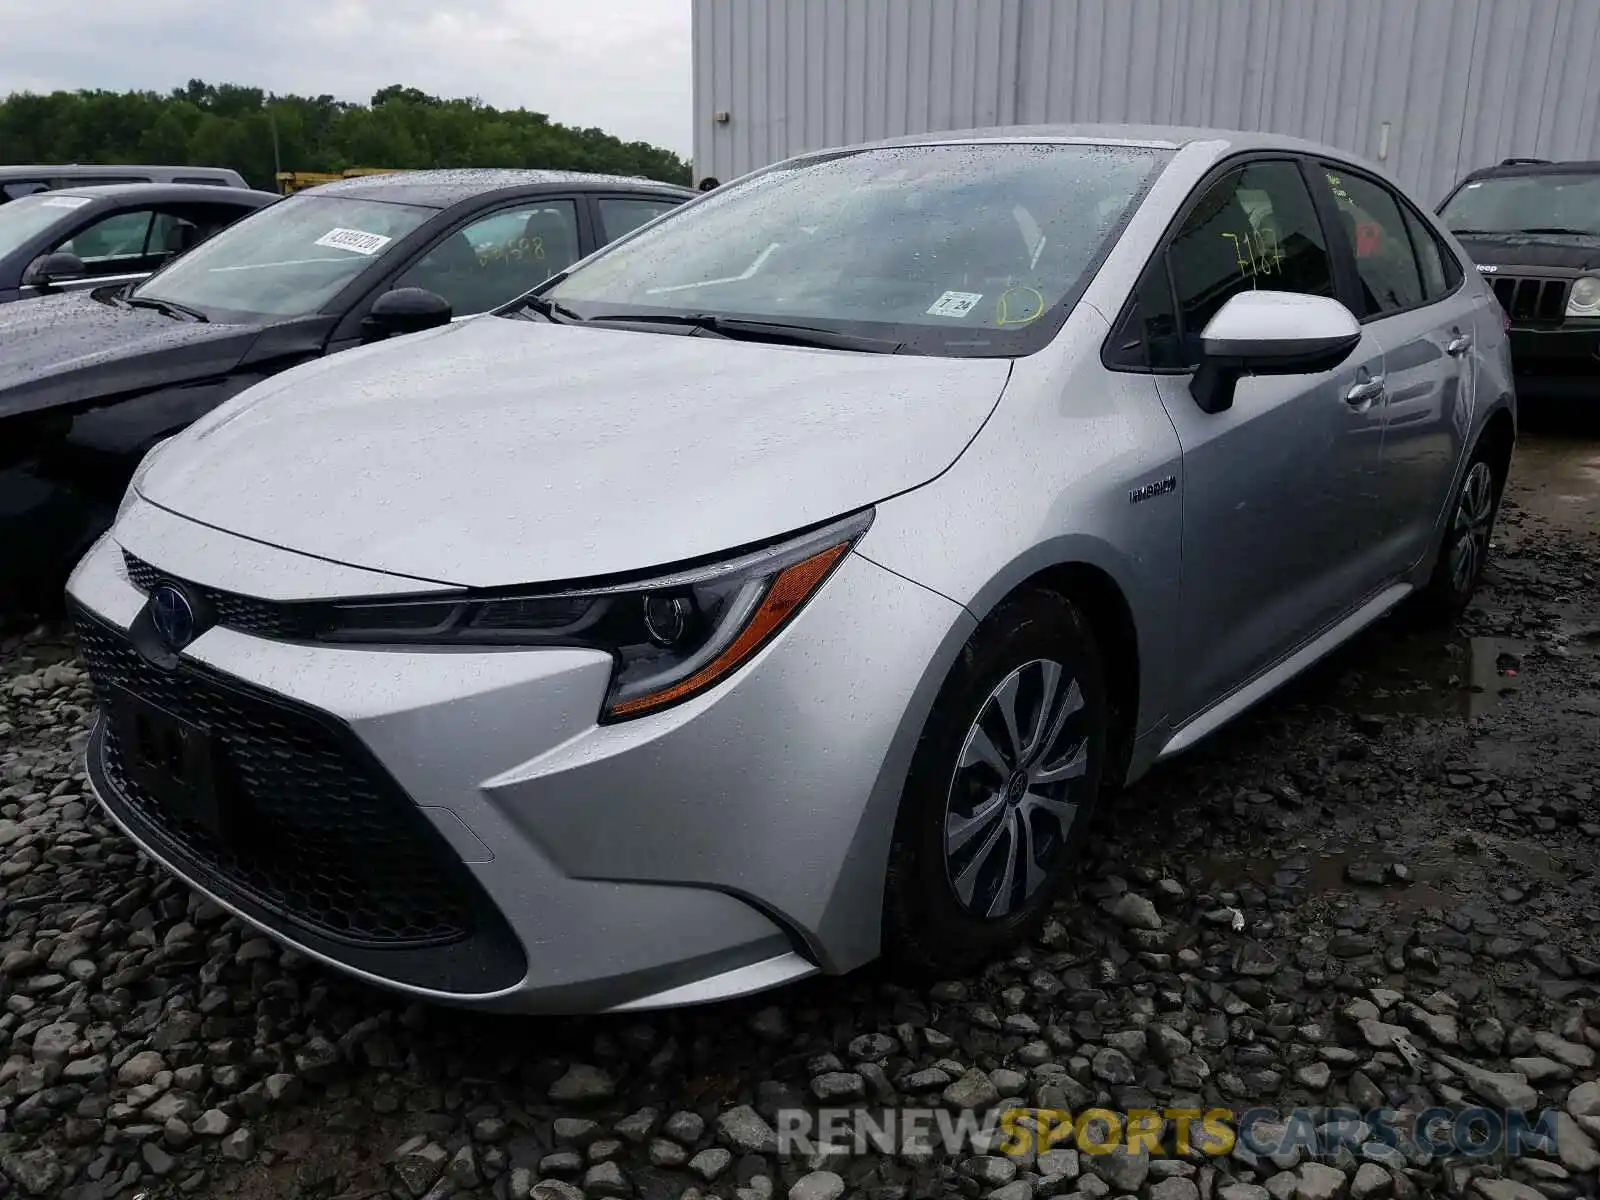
[0,0,694,155]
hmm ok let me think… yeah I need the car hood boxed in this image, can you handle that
[1456,233,1600,272]
[0,290,259,420]
[139,315,1014,588]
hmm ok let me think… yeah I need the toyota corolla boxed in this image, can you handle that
[67,125,1515,1013]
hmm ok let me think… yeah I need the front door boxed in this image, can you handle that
[1146,158,1390,722]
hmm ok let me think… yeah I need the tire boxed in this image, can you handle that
[883,588,1108,975]
[1421,440,1504,614]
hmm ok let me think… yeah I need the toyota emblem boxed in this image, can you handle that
[149,584,197,651]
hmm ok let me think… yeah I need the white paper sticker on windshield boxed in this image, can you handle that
[927,290,983,319]
[314,228,393,256]
[40,196,91,209]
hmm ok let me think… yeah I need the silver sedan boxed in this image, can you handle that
[66,124,1515,1013]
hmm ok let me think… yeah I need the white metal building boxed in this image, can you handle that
[692,0,1600,203]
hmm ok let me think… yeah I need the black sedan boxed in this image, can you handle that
[1,168,695,616]
[0,182,278,304]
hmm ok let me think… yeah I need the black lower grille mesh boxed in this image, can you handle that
[75,612,473,946]
[1491,275,1569,324]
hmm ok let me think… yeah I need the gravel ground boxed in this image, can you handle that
[0,420,1596,1200]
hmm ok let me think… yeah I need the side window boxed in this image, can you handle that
[597,197,682,244]
[393,200,580,318]
[56,210,157,273]
[1107,264,1180,370]
[1321,169,1424,317]
[2,181,49,202]
[1401,205,1463,300]
[1166,160,1335,366]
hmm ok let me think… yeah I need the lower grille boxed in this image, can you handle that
[72,606,526,992]
[1491,275,1568,324]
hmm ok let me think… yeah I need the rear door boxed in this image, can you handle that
[1115,157,1389,721]
[1312,163,1479,573]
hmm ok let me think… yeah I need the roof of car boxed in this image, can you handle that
[799,122,1377,166]
[1459,158,1600,180]
[308,168,696,206]
[15,182,279,206]
[0,164,244,177]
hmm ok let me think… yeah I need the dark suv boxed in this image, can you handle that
[1438,158,1600,399]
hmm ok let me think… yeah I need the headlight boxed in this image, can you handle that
[1566,276,1600,318]
[315,509,874,721]
[116,435,179,524]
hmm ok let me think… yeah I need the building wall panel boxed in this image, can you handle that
[694,0,1600,203]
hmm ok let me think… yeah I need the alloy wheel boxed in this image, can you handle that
[943,657,1090,919]
[1448,460,1496,594]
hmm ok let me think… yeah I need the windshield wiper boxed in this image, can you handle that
[583,312,901,353]
[516,293,585,324]
[1514,226,1598,236]
[125,295,208,323]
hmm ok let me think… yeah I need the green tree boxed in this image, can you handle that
[0,80,691,189]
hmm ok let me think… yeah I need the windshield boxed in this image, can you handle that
[1440,172,1600,237]
[544,142,1170,356]
[134,194,435,321]
[0,193,88,253]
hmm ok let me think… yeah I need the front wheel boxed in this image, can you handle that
[1422,445,1503,613]
[883,589,1108,974]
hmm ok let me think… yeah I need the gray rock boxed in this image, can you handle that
[944,1066,1002,1110]
[1091,1047,1136,1084]
[1218,1185,1271,1200]
[1350,1163,1391,1199]
[848,1032,898,1061]
[1,1149,62,1197]
[1151,1179,1200,1200]
[689,1147,733,1182]
[115,1049,166,1086]
[811,1071,865,1101]
[193,1109,232,1137]
[583,1161,630,1197]
[988,1184,1033,1200]
[1570,1080,1600,1118]
[142,1143,176,1176]
[530,1183,585,1200]
[615,1106,659,1143]
[447,1145,481,1189]
[30,1021,77,1064]
[1294,1162,1347,1200]
[1104,892,1162,929]
[749,1006,790,1042]
[1037,1148,1079,1179]
[1434,1052,1538,1111]
[1551,1111,1600,1172]
[960,1155,1018,1186]
[664,1110,706,1144]
[547,1063,616,1105]
[1085,1146,1149,1192]
[1535,1031,1594,1069]
[649,1137,689,1167]
[1471,1181,1544,1200]
[1296,1062,1332,1090]
[222,1127,257,1162]
[717,1104,778,1154]
[789,1170,846,1200]
[395,1140,449,1196]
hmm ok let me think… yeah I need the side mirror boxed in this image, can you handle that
[361,287,453,343]
[21,251,87,289]
[1190,291,1361,414]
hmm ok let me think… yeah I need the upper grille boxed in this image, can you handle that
[1490,275,1569,324]
[75,610,475,947]
[122,550,319,641]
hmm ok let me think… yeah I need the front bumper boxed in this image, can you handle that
[1507,324,1600,399]
[66,498,972,1013]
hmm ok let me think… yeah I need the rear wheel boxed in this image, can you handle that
[884,589,1107,974]
[1422,443,1503,613]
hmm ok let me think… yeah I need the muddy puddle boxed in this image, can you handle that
[1343,629,1528,720]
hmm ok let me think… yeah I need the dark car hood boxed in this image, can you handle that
[0,291,262,421]
[1455,234,1600,271]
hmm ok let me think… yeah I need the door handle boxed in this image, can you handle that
[1446,333,1473,356]
[1344,376,1386,410]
